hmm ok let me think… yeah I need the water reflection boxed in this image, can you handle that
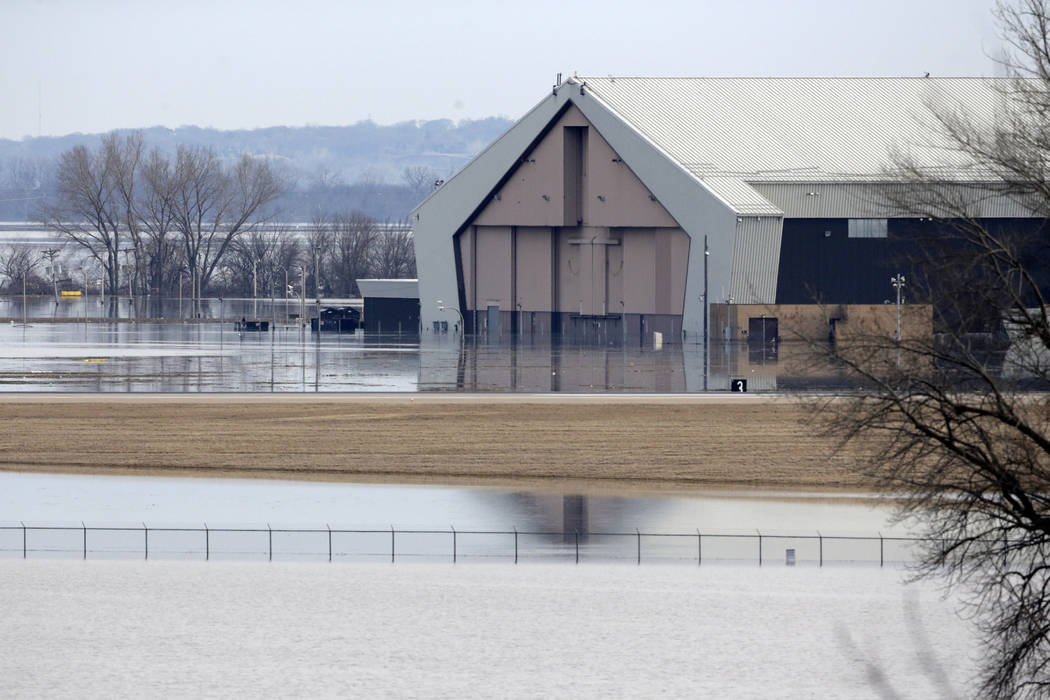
[0,295,856,392]
[0,472,898,535]
[0,474,904,563]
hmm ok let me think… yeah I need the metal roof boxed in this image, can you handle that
[356,279,419,299]
[576,77,1009,184]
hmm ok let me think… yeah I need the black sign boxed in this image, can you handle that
[731,379,748,393]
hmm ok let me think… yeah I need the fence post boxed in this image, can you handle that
[757,530,762,567]
[574,530,579,564]
[143,522,148,561]
[83,521,87,560]
[514,527,518,565]
[636,529,641,566]
[391,525,395,564]
[205,523,209,561]
[21,521,25,559]
[451,525,457,564]
[327,524,332,563]
[697,529,702,566]
[268,523,272,562]
[879,532,884,568]
[818,530,823,568]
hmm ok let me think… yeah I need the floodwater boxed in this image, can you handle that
[0,295,848,392]
[0,472,914,565]
[0,472,896,532]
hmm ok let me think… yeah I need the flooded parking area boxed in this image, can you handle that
[0,295,849,392]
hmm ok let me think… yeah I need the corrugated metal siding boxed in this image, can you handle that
[730,217,782,303]
[578,77,1010,181]
[696,176,783,215]
[775,219,925,304]
[356,279,420,299]
[775,217,1047,304]
[752,183,1040,218]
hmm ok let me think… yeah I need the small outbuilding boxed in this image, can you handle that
[356,279,420,334]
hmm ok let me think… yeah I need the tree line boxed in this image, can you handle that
[0,132,417,304]
[0,117,515,221]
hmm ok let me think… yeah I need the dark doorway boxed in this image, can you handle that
[748,317,779,365]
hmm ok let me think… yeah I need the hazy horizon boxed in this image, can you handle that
[2,0,1002,141]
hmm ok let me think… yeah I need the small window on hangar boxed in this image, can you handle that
[847,219,888,238]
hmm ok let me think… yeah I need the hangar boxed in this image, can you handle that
[414,76,1037,343]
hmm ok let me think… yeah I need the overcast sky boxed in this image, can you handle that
[1,0,1002,140]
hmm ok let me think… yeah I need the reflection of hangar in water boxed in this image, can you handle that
[414,76,1040,346]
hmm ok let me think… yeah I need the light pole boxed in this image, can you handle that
[277,265,289,320]
[179,271,184,320]
[437,299,464,337]
[299,266,306,329]
[41,248,60,305]
[121,248,134,307]
[891,274,906,342]
[252,259,258,320]
[703,235,709,392]
[316,283,324,334]
[313,247,321,301]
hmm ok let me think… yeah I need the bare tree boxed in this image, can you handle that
[170,146,284,312]
[137,147,180,298]
[372,220,416,279]
[303,213,333,300]
[401,165,437,204]
[104,133,144,297]
[809,3,1050,697]
[38,139,125,293]
[0,244,45,293]
[317,211,378,297]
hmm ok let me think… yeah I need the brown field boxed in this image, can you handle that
[0,394,871,492]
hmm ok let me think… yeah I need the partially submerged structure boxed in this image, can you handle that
[413,76,1037,344]
[356,279,420,334]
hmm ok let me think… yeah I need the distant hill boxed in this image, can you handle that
[0,117,515,221]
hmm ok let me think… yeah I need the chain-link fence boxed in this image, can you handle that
[0,522,926,566]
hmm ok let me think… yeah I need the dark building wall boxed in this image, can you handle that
[364,297,420,333]
[775,218,911,304]
[775,217,1047,305]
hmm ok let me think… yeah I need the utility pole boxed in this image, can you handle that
[313,247,321,301]
[891,274,906,342]
[41,248,60,305]
[703,236,710,391]
[122,248,135,312]
[313,246,321,332]
[252,259,258,319]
